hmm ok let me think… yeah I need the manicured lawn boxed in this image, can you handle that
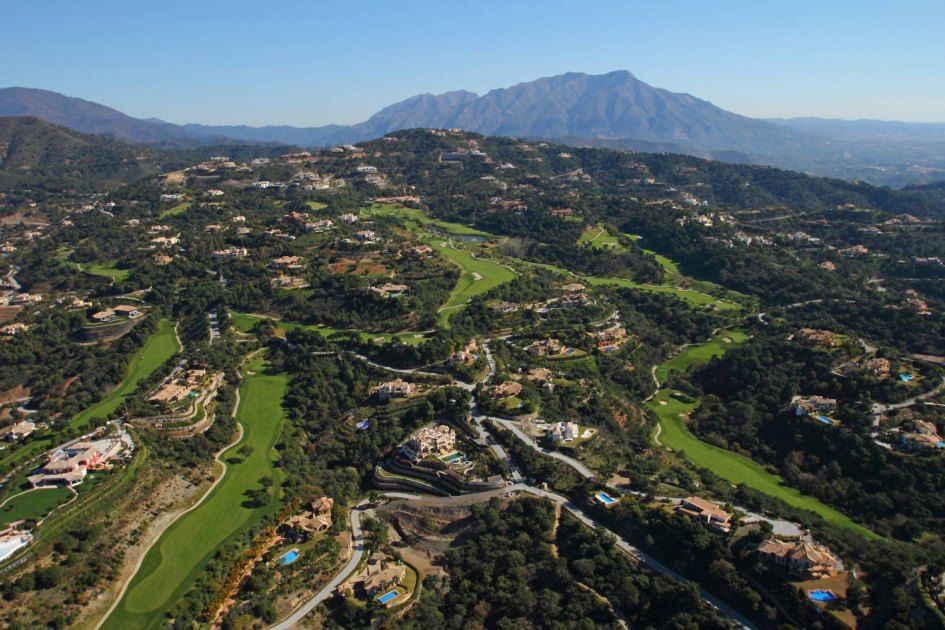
[367,204,492,237]
[648,333,878,539]
[577,225,629,253]
[104,361,289,628]
[83,261,130,282]
[306,201,328,210]
[655,330,749,384]
[586,276,741,311]
[231,312,430,346]
[0,440,52,476]
[70,319,180,429]
[0,487,72,528]
[158,202,190,219]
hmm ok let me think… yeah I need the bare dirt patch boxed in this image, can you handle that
[0,306,22,324]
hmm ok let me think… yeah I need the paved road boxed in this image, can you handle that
[490,417,599,480]
[872,375,945,427]
[267,500,370,630]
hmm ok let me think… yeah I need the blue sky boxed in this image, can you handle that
[3,0,943,125]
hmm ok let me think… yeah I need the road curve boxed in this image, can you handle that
[267,499,369,630]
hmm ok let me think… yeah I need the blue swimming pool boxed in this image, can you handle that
[356,420,370,430]
[596,492,617,505]
[278,550,299,565]
[900,373,914,382]
[817,415,833,424]
[377,589,399,604]
[808,589,838,602]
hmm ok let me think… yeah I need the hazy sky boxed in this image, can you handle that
[3,0,944,125]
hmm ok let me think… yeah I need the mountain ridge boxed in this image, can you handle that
[2,72,944,187]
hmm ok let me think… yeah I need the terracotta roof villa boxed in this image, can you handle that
[757,538,843,580]
[284,496,334,535]
[677,496,734,533]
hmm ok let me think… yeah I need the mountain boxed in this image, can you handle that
[0,116,161,189]
[4,75,945,186]
[0,87,201,145]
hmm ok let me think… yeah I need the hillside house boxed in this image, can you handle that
[527,338,568,357]
[677,497,733,533]
[4,420,35,442]
[795,328,836,347]
[546,421,579,443]
[401,424,456,461]
[900,420,945,451]
[284,496,334,538]
[488,381,523,399]
[374,379,415,401]
[371,283,409,298]
[794,396,838,417]
[757,538,843,580]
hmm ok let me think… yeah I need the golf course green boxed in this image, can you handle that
[103,357,288,628]
[428,239,517,326]
[648,332,878,539]
[71,319,180,429]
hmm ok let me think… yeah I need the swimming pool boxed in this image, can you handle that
[808,589,838,602]
[596,492,617,505]
[900,374,914,382]
[278,549,299,565]
[441,452,464,463]
[377,589,399,604]
[817,415,833,425]
[0,537,29,562]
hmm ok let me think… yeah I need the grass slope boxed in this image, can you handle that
[0,487,72,528]
[104,359,288,628]
[648,332,878,539]
[158,202,189,219]
[70,319,179,429]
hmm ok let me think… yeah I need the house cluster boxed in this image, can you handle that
[283,496,334,539]
[341,552,405,601]
[526,338,570,357]
[795,328,836,348]
[91,304,143,323]
[148,369,208,405]
[373,379,415,401]
[401,424,456,462]
[150,235,180,248]
[793,395,838,417]
[899,420,945,452]
[676,496,734,533]
[589,323,628,351]
[28,436,125,488]
[757,537,843,580]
